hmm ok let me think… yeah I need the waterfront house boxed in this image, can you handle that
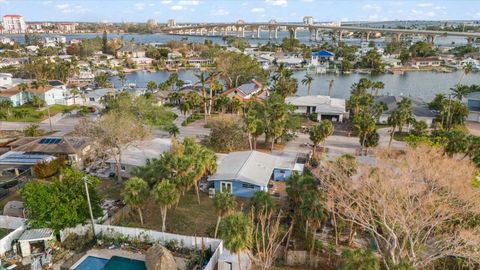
[116,42,146,58]
[374,96,436,126]
[207,151,303,198]
[465,92,480,123]
[409,57,442,68]
[223,79,269,102]
[285,95,347,122]
[106,138,171,179]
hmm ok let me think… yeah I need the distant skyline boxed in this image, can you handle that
[0,0,478,23]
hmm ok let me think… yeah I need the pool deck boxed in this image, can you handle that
[70,249,145,269]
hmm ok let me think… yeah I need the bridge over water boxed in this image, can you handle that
[163,22,480,44]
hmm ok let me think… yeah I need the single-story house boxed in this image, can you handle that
[0,151,56,174]
[409,57,442,68]
[7,136,91,168]
[208,151,303,198]
[311,50,335,65]
[106,138,172,179]
[84,88,116,107]
[223,79,268,102]
[374,96,437,126]
[285,95,347,122]
[465,92,480,122]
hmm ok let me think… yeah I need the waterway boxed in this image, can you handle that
[110,69,480,101]
[7,30,471,47]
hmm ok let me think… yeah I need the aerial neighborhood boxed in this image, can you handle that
[0,3,479,270]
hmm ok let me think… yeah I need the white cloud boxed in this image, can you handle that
[134,3,145,10]
[265,0,287,7]
[154,11,162,14]
[251,7,265,13]
[417,2,434,7]
[42,0,53,4]
[179,0,200,5]
[362,4,382,12]
[211,8,229,16]
[300,0,314,2]
[160,0,171,4]
[171,5,185,10]
[411,9,436,17]
[148,3,155,7]
[369,14,379,20]
[55,3,69,10]
[340,17,349,22]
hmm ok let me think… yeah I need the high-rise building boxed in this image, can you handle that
[167,19,176,27]
[147,19,157,27]
[303,16,314,25]
[2,15,26,33]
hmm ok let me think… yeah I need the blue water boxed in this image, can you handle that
[74,256,108,270]
[74,256,146,270]
[110,69,480,102]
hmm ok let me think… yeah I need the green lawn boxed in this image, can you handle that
[116,189,247,237]
[3,104,82,123]
[393,132,410,142]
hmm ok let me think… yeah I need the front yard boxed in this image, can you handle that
[2,104,82,122]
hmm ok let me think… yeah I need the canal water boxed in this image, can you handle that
[110,69,480,101]
[7,30,471,47]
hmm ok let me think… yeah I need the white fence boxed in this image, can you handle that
[60,223,223,270]
[0,215,26,255]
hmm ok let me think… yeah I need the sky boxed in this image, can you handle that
[0,0,479,23]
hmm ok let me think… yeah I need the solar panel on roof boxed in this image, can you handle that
[38,138,62,144]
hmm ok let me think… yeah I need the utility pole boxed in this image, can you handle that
[83,176,96,239]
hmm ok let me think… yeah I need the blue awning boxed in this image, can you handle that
[312,50,335,57]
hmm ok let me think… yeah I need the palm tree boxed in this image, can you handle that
[309,120,334,153]
[121,177,150,225]
[244,112,261,150]
[18,82,28,103]
[230,98,244,115]
[147,80,157,93]
[301,189,326,255]
[69,88,80,105]
[195,73,209,124]
[213,192,237,238]
[371,81,385,96]
[340,248,380,270]
[353,111,376,153]
[0,110,7,132]
[301,74,314,95]
[33,79,52,131]
[215,94,229,114]
[117,71,126,90]
[167,125,180,138]
[458,62,473,84]
[153,180,178,232]
[328,79,335,97]
[450,84,472,100]
[218,213,253,270]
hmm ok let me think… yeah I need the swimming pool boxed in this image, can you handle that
[74,256,146,270]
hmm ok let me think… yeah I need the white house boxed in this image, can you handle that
[465,92,480,123]
[285,95,347,122]
[25,80,68,106]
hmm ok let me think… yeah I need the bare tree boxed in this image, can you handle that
[75,111,150,182]
[250,208,293,270]
[321,145,480,269]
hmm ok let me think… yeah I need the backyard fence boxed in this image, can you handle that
[60,223,223,270]
[0,215,26,255]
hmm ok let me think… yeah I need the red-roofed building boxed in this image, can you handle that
[2,15,26,33]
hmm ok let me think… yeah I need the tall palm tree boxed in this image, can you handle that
[218,213,253,270]
[117,71,126,90]
[458,62,473,84]
[121,177,150,225]
[213,192,237,238]
[167,125,180,138]
[153,180,178,232]
[195,73,209,124]
[69,88,80,105]
[18,82,28,104]
[301,73,314,95]
[371,81,385,96]
[328,79,335,97]
[146,80,157,93]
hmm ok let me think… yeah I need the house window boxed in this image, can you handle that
[120,165,126,171]
[278,169,286,174]
[220,182,233,193]
[242,183,255,189]
[89,97,95,101]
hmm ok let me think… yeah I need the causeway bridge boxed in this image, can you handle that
[163,22,480,44]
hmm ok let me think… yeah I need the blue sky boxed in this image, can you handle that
[0,0,479,23]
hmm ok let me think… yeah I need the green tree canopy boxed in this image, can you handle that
[21,168,102,231]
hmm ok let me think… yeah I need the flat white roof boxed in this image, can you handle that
[107,138,172,167]
[286,95,346,114]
